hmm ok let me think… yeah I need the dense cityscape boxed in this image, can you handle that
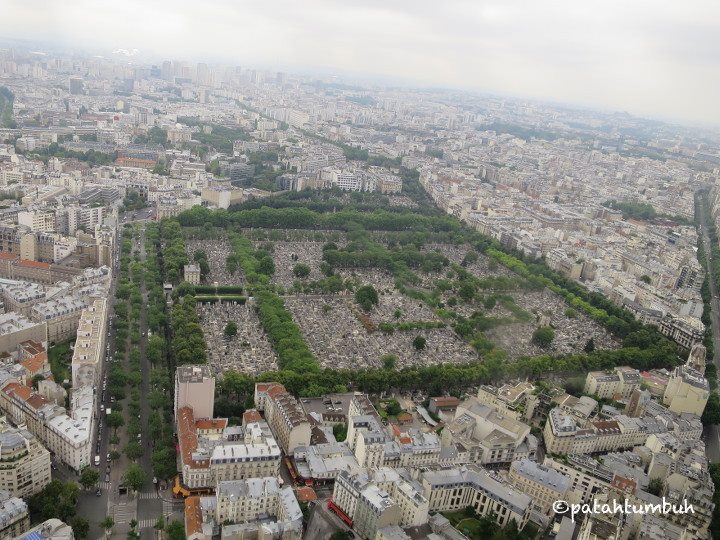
[0,34,718,540]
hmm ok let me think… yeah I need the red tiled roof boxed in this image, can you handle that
[3,382,32,401]
[296,486,317,503]
[195,418,227,431]
[17,259,50,269]
[0,252,18,260]
[177,406,208,469]
[21,352,47,375]
[26,394,50,410]
[430,396,460,407]
[243,409,262,424]
[184,496,203,536]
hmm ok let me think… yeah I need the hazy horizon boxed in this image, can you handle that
[1,0,718,127]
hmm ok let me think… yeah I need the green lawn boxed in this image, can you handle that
[48,340,73,383]
[457,518,482,537]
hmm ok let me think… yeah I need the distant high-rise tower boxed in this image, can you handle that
[68,77,83,95]
[196,62,209,85]
[276,72,286,86]
[161,60,173,81]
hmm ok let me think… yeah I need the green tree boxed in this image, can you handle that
[27,480,79,523]
[355,285,379,311]
[100,517,114,538]
[79,468,99,489]
[293,263,311,278]
[647,477,663,496]
[124,441,144,460]
[333,423,348,442]
[165,520,186,540]
[224,321,238,337]
[107,411,125,431]
[154,516,165,532]
[413,335,427,351]
[702,392,720,425]
[532,326,555,348]
[123,464,146,492]
[381,354,398,370]
[640,275,652,284]
[71,517,90,539]
[385,400,402,416]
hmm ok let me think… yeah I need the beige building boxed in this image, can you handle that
[70,298,107,388]
[508,459,572,515]
[441,396,536,465]
[332,470,405,540]
[663,364,710,417]
[261,384,311,454]
[542,455,611,504]
[475,382,537,421]
[0,419,51,498]
[420,465,531,530]
[542,408,670,455]
[0,314,46,357]
[31,296,86,345]
[213,478,303,540]
[584,366,641,400]
[176,407,280,492]
[175,365,215,419]
[17,210,56,233]
[184,264,201,285]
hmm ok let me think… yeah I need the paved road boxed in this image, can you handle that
[698,202,720,463]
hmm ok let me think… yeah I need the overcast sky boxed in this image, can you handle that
[1,0,719,125]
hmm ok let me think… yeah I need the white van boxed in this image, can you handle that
[94,455,100,466]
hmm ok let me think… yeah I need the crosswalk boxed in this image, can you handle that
[113,501,135,524]
[138,518,158,529]
[97,481,112,490]
[138,491,160,499]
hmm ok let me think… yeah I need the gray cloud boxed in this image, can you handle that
[0,0,718,125]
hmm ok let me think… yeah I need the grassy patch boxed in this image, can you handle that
[48,340,73,383]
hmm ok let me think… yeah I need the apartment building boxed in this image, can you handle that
[0,420,51,498]
[0,281,46,317]
[441,397,536,465]
[176,405,281,492]
[663,364,710,416]
[261,384,311,454]
[0,376,93,472]
[542,406,685,457]
[354,485,401,540]
[508,459,572,516]
[584,366,641,400]
[0,490,30,539]
[213,478,303,540]
[420,465,532,530]
[542,455,612,504]
[70,297,107,388]
[0,314,46,357]
[31,296,86,345]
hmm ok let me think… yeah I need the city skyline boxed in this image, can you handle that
[1,0,719,127]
